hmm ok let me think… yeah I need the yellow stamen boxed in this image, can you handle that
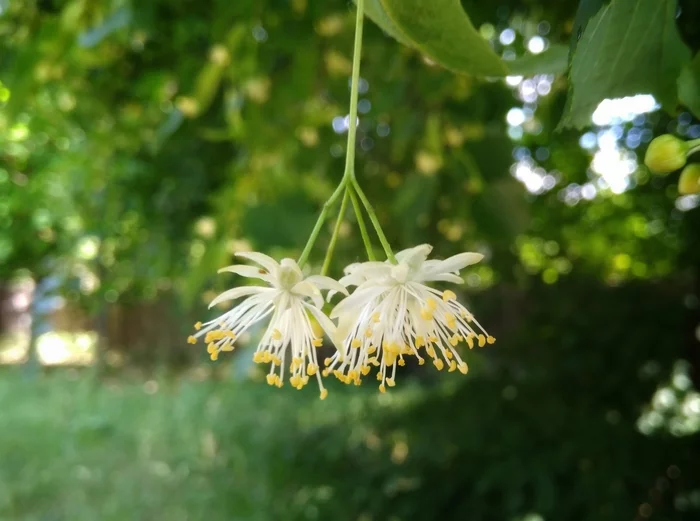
[418,358,425,365]
[415,335,425,348]
[429,335,438,343]
[312,338,323,347]
[458,361,468,374]
[210,352,218,361]
[187,335,197,344]
[449,335,460,347]
[361,365,371,376]
[320,389,328,400]
[398,358,406,367]
[466,336,474,349]
[365,328,373,338]
[351,338,362,349]
[272,356,281,366]
[367,345,377,355]
[307,363,318,376]
[324,357,332,366]
[478,334,486,347]
[253,352,264,363]
[220,344,234,352]
[379,383,386,393]
[371,312,381,323]
[266,374,276,385]
[442,290,456,302]
[449,360,457,372]
[445,350,453,360]
[376,372,382,381]
[271,329,282,340]
[433,359,444,371]
[426,297,437,310]
[420,308,434,321]
[386,377,396,387]
[207,343,217,355]
[194,321,203,331]
[487,335,496,344]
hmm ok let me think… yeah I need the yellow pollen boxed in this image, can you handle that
[418,357,425,365]
[207,343,217,355]
[386,377,396,387]
[361,366,371,376]
[220,344,234,352]
[262,352,272,363]
[266,374,276,385]
[307,363,318,376]
[272,356,281,366]
[426,346,436,358]
[322,368,330,377]
[433,359,444,371]
[371,312,381,323]
[365,328,373,338]
[187,335,197,344]
[271,329,282,340]
[458,361,468,374]
[369,357,379,366]
[449,335,460,347]
[398,358,406,367]
[466,336,474,349]
[415,335,425,348]
[210,352,219,361]
[426,297,437,310]
[442,290,457,302]
[312,338,323,347]
[388,342,400,355]
[478,334,486,348]
[449,360,457,372]
[379,383,386,393]
[253,352,264,363]
[289,375,300,387]
[324,357,332,366]
[445,350,453,360]
[420,308,434,321]
[376,372,382,381]
[194,321,203,331]
[429,335,438,343]
[487,335,496,344]
[367,345,377,354]
[320,389,328,400]
[351,338,362,349]
[275,377,283,388]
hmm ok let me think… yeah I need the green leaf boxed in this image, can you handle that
[679,53,700,119]
[373,0,508,77]
[559,0,691,130]
[569,0,605,56]
[361,0,413,46]
[507,44,569,75]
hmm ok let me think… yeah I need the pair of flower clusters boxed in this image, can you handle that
[188,245,494,399]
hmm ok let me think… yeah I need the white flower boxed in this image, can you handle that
[188,252,347,399]
[323,244,494,391]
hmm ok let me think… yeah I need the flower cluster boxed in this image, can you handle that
[189,245,494,399]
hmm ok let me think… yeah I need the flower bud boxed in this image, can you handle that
[644,135,688,174]
[678,163,700,195]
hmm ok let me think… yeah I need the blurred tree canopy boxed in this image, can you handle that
[1,0,700,520]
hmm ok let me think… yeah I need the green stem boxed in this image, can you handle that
[343,0,365,180]
[321,188,350,276]
[688,139,700,155]
[349,184,375,261]
[298,179,346,267]
[352,178,396,263]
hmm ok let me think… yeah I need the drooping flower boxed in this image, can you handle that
[324,244,494,391]
[188,252,347,399]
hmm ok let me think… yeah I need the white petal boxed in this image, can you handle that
[208,286,273,308]
[395,244,433,268]
[330,285,387,319]
[420,273,464,284]
[303,302,338,340]
[234,252,280,273]
[304,275,349,296]
[290,280,323,308]
[218,264,275,284]
[428,252,483,274]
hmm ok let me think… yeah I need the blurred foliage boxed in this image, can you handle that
[1,0,700,519]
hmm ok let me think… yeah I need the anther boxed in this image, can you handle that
[442,290,457,302]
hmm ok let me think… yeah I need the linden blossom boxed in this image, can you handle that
[324,244,495,392]
[188,252,347,400]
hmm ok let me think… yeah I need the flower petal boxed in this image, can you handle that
[304,275,349,296]
[303,302,338,341]
[395,244,433,268]
[234,252,280,273]
[421,273,464,284]
[208,286,272,308]
[290,280,323,308]
[218,264,275,284]
[330,285,388,319]
[430,252,484,273]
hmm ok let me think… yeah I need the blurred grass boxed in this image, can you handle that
[0,366,426,521]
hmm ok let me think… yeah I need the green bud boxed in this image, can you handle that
[678,163,700,195]
[644,134,688,174]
